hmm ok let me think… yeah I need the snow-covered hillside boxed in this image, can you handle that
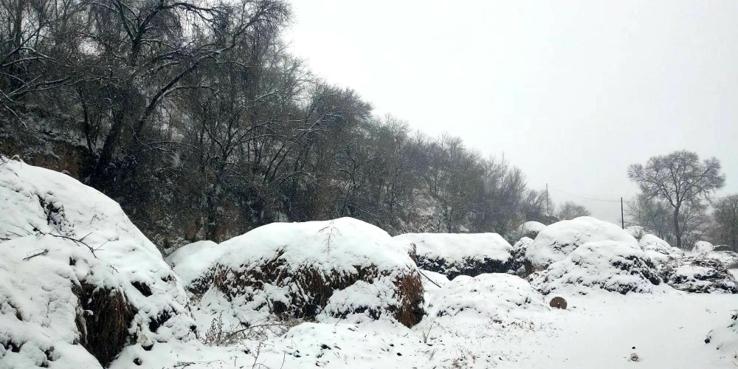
[1,159,737,369]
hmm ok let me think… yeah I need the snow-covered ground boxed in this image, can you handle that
[1,158,737,369]
[109,290,737,369]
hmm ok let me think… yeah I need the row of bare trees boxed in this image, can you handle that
[1,0,554,248]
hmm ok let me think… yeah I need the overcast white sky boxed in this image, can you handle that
[284,0,738,223]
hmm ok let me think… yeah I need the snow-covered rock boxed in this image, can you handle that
[0,158,193,368]
[692,241,715,254]
[171,217,424,328]
[525,217,639,269]
[661,256,738,293]
[531,240,662,295]
[393,233,513,279]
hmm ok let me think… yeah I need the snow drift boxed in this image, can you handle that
[393,232,513,279]
[169,218,424,327]
[0,158,193,368]
[525,217,639,270]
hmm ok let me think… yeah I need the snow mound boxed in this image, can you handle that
[525,217,639,269]
[393,233,513,279]
[662,256,738,293]
[692,241,715,254]
[0,158,192,368]
[172,218,424,327]
[419,273,547,338]
[531,240,662,295]
[516,221,546,239]
[639,233,684,265]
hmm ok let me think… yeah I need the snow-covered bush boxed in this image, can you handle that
[510,237,534,276]
[661,256,738,293]
[531,240,662,295]
[393,233,513,279]
[525,217,638,269]
[171,218,424,327]
[0,159,193,368]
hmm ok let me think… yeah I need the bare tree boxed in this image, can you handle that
[556,201,590,220]
[710,194,738,250]
[627,150,724,248]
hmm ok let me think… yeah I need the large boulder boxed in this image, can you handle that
[530,240,662,295]
[525,217,638,270]
[393,233,513,279]
[0,158,193,368]
[169,217,424,328]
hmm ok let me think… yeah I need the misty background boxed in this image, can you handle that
[285,0,738,223]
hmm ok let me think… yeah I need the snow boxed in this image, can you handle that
[3,159,738,369]
[640,233,684,265]
[393,232,512,278]
[525,216,639,269]
[662,256,738,293]
[517,220,546,238]
[172,218,415,285]
[419,273,547,338]
[0,158,193,368]
[169,217,422,333]
[394,232,511,264]
[107,288,738,369]
[165,240,220,286]
[693,240,715,254]
[531,240,663,295]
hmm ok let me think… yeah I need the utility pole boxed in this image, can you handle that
[620,197,625,229]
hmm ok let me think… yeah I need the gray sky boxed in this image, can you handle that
[284,0,738,223]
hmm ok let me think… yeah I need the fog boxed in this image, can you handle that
[285,0,738,223]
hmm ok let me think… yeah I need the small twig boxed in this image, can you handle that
[23,249,48,261]
[46,232,98,257]
[417,269,442,288]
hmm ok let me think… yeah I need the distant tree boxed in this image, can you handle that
[626,194,673,240]
[556,201,590,220]
[628,151,724,248]
[710,194,738,250]
[521,189,556,224]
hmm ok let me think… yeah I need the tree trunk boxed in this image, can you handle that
[91,107,125,185]
[673,207,682,248]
